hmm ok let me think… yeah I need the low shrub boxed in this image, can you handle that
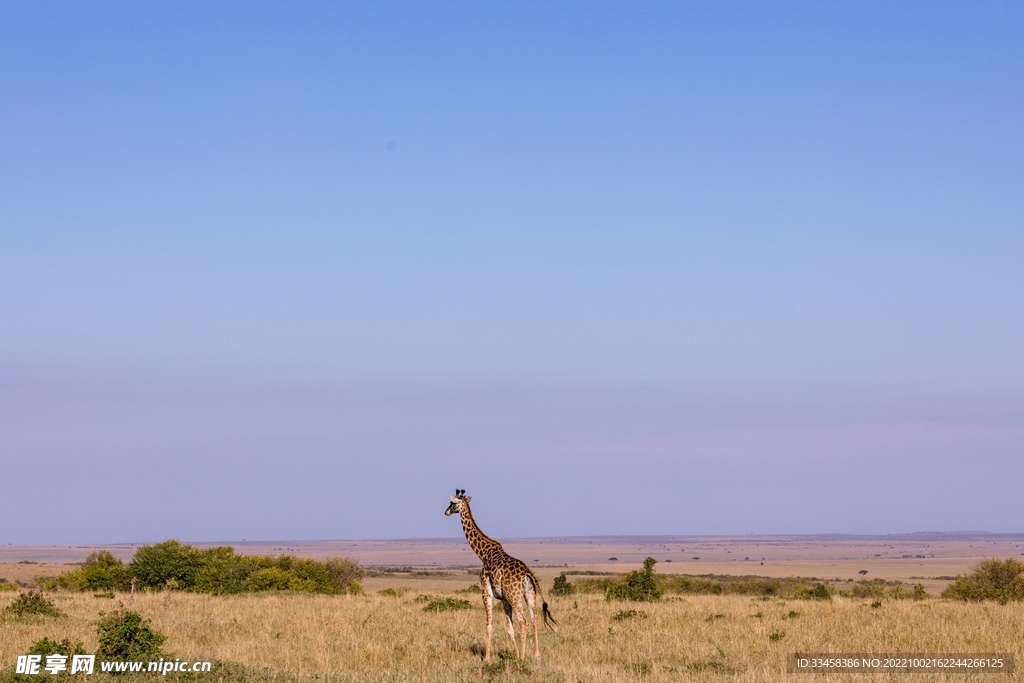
[2,591,64,618]
[551,574,573,596]
[323,557,365,595]
[422,597,472,612]
[606,557,662,602]
[943,558,1024,604]
[848,579,887,599]
[658,573,833,598]
[570,576,618,594]
[807,583,832,601]
[14,638,87,681]
[41,540,364,596]
[0,580,18,593]
[96,609,166,661]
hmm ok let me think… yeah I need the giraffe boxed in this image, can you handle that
[445,489,555,662]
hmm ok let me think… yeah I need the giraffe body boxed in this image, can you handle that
[445,491,554,662]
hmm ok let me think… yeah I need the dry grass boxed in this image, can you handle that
[2,584,1022,682]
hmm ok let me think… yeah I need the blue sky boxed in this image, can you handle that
[1,2,1022,544]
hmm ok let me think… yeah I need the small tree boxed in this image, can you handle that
[97,610,166,661]
[80,551,130,591]
[127,540,202,590]
[2,591,64,618]
[322,557,366,595]
[551,574,573,596]
[606,557,662,602]
[943,558,1024,604]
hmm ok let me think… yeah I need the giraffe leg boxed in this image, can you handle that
[481,574,494,661]
[514,601,528,660]
[525,583,541,662]
[501,601,520,657]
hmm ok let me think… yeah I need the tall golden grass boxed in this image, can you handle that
[1,588,1020,681]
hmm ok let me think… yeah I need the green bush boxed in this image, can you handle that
[40,540,365,596]
[848,579,887,599]
[422,597,472,612]
[322,557,365,595]
[27,637,85,657]
[551,574,573,596]
[96,610,166,661]
[1,591,64,618]
[943,558,1024,604]
[659,575,724,595]
[807,583,832,601]
[657,573,831,598]
[569,576,617,594]
[15,638,87,681]
[128,540,203,590]
[606,557,662,602]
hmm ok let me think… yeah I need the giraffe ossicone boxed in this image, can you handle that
[445,489,555,663]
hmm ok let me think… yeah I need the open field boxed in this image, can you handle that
[2,584,1022,682]
[2,534,1023,681]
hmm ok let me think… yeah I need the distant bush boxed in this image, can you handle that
[807,583,832,601]
[323,557,365,595]
[0,579,18,592]
[97,609,166,661]
[2,591,64,618]
[129,540,203,590]
[943,558,1024,604]
[848,579,887,599]
[41,540,364,595]
[570,576,618,594]
[606,557,662,602]
[844,578,927,600]
[659,575,724,595]
[377,588,409,597]
[551,574,574,596]
[41,551,130,592]
[422,597,472,612]
[658,573,833,598]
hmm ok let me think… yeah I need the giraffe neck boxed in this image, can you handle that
[460,503,502,562]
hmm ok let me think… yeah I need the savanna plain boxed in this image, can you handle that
[2,534,1023,682]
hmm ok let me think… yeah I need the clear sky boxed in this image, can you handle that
[1,2,1022,544]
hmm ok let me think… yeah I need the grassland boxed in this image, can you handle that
[2,580,1021,682]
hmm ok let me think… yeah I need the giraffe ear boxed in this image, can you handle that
[464,495,471,503]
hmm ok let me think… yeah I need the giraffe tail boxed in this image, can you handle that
[542,601,556,630]
[529,573,557,629]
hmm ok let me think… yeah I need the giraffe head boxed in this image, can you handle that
[444,488,472,516]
